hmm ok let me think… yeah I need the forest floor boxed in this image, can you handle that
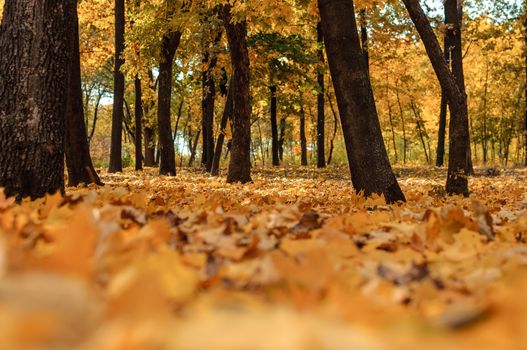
[1,166,527,349]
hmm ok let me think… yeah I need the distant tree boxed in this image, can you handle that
[0,0,75,199]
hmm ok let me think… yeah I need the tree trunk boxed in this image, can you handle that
[188,128,201,167]
[211,82,233,176]
[201,50,218,172]
[157,31,181,176]
[65,5,102,186]
[222,5,252,183]
[144,127,156,166]
[387,96,398,163]
[396,82,408,164]
[318,0,405,203]
[270,85,280,166]
[446,0,473,175]
[326,90,339,165]
[435,4,452,167]
[88,90,104,144]
[134,77,143,170]
[411,101,430,164]
[278,117,286,161]
[402,0,469,196]
[524,13,527,167]
[299,93,308,166]
[316,22,326,168]
[0,0,75,199]
[109,0,125,173]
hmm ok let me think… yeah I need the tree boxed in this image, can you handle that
[222,5,252,183]
[157,30,181,176]
[134,77,143,170]
[0,0,75,199]
[318,0,405,203]
[316,22,326,168]
[65,4,103,187]
[211,81,233,176]
[402,0,469,196]
[109,0,125,173]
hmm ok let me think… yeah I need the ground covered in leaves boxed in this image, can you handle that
[1,166,527,349]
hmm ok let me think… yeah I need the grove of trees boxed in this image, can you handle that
[0,0,525,202]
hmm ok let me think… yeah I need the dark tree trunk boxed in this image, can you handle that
[65,5,102,186]
[201,57,217,172]
[326,91,339,165]
[524,14,527,167]
[0,0,75,199]
[411,101,430,164]
[157,31,181,176]
[402,0,469,196]
[134,77,143,170]
[270,85,280,166]
[316,22,326,168]
[188,128,201,167]
[435,4,452,167]
[387,97,398,163]
[446,0,473,175]
[109,0,125,173]
[318,0,405,203]
[88,90,104,144]
[144,127,156,166]
[222,5,252,183]
[278,117,286,161]
[211,82,233,176]
[299,94,308,166]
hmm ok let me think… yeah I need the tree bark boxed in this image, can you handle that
[222,5,252,183]
[435,4,452,167]
[109,0,125,173]
[201,56,217,171]
[270,85,280,166]
[446,0,473,175]
[402,0,469,196]
[134,77,143,170]
[316,22,326,168]
[318,0,405,203]
[211,82,233,176]
[65,5,102,186]
[326,90,339,165]
[0,0,75,199]
[299,93,308,166]
[157,31,181,176]
[278,117,286,161]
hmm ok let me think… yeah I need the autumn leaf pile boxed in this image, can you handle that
[1,166,527,349]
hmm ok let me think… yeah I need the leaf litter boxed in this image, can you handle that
[1,166,527,349]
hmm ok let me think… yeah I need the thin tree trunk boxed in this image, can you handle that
[411,101,430,164]
[65,5,102,186]
[482,60,489,164]
[188,128,201,167]
[222,5,252,183]
[279,117,286,161]
[201,45,219,172]
[318,0,405,203]
[387,96,398,163]
[359,9,369,73]
[88,90,104,143]
[395,82,408,164]
[299,93,308,166]
[326,90,339,165]
[270,85,280,166]
[134,77,143,170]
[157,31,181,176]
[316,21,326,168]
[109,0,125,173]
[402,0,469,196]
[436,5,451,167]
[0,0,75,199]
[211,82,233,176]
